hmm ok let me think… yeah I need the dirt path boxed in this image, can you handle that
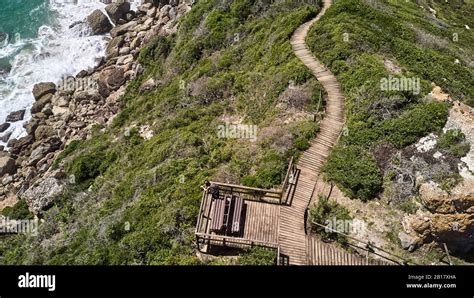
[278,0,346,265]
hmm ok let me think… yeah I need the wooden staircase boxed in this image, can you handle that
[278,0,346,265]
[306,235,394,265]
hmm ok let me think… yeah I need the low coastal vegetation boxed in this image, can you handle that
[436,129,471,158]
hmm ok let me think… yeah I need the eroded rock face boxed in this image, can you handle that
[403,179,474,253]
[419,181,473,214]
[87,9,112,35]
[22,176,66,214]
[403,210,473,253]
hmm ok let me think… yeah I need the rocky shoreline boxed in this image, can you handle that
[0,0,192,215]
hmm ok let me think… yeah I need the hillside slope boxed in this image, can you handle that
[1,0,472,265]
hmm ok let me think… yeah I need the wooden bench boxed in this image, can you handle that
[231,196,244,234]
[211,198,226,232]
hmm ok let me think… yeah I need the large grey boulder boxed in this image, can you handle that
[105,2,131,25]
[28,138,61,166]
[31,93,53,114]
[32,82,56,100]
[34,125,55,140]
[23,176,66,214]
[8,135,34,155]
[87,9,112,35]
[0,131,12,143]
[398,231,419,252]
[110,20,136,37]
[106,35,125,60]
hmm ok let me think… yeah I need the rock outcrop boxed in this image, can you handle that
[0,123,10,133]
[32,82,57,100]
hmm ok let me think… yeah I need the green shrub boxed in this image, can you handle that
[434,172,463,193]
[309,196,352,244]
[242,150,286,189]
[65,147,117,187]
[437,129,471,158]
[398,197,418,214]
[237,247,277,265]
[51,140,81,169]
[323,145,382,201]
[382,102,449,148]
[1,200,33,220]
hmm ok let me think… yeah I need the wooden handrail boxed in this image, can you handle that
[195,190,207,234]
[281,156,294,194]
[210,181,282,195]
[196,232,279,248]
[311,221,412,265]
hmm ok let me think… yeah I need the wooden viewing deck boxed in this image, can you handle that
[195,183,281,251]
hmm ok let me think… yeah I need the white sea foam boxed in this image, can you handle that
[0,0,123,147]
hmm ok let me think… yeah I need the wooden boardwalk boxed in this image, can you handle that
[278,0,346,265]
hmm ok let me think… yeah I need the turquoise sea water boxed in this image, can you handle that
[0,0,52,39]
[0,0,53,69]
[0,0,110,146]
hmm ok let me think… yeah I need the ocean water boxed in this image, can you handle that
[0,0,111,147]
